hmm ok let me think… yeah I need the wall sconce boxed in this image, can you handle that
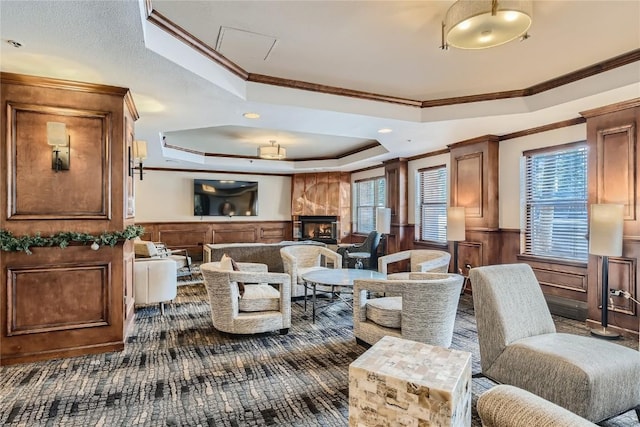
[47,122,70,172]
[129,140,148,181]
[589,203,624,340]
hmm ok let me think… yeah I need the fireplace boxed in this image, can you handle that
[299,216,338,244]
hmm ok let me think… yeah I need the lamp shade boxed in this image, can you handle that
[47,122,68,146]
[133,140,148,160]
[589,204,624,257]
[376,207,391,234]
[447,207,466,242]
[443,0,533,49]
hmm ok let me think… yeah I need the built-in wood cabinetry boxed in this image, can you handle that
[0,73,138,365]
[448,136,501,276]
[291,172,350,241]
[582,98,640,337]
[384,159,410,254]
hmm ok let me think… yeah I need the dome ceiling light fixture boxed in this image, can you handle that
[440,0,532,50]
[258,140,286,160]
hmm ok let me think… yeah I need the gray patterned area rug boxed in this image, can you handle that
[1,285,638,426]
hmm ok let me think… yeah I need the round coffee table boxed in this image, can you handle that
[301,268,386,322]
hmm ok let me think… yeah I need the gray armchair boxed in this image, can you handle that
[353,272,463,346]
[201,262,291,335]
[470,263,640,423]
[280,245,342,297]
[337,231,380,269]
[378,249,450,279]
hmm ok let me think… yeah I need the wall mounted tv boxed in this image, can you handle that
[194,179,258,217]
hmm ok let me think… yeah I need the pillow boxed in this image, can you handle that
[134,240,158,258]
[220,253,245,297]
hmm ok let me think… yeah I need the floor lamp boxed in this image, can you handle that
[447,207,466,275]
[589,203,624,340]
[376,207,391,256]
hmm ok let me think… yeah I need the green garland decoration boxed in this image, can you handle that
[0,225,145,255]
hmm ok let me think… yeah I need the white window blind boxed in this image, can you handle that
[522,143,588,261]
[355,177,385,233]
[418,166,448,243]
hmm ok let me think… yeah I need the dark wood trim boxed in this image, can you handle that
[248,74,423,107]
[407,148,450,161]
[163,142,204,156]
[501,117,586,141]
[144,5,248,80]
[522,140,587,157]
[354,175,384,184]
[0,72,130,97]
[422,89,527,108]
[580,97,640,118]
[0,342,125,366]
[448,135,500,150]
[516,253,588,269]
[143,166,292,178]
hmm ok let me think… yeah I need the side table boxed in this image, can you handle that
[349,335,472,427]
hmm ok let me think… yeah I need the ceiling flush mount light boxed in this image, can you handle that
[243,112,260,119]
[441,0,532,50]
[258,140,286,160]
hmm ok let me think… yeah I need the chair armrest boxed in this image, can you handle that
[377,251,410,274]
[318,247,342,268]
[230,271,291,300]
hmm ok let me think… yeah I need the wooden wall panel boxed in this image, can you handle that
[607,257,636,316]
[454,153,483,218]
[7,264,109,336]
[7,103,111,220]
[291,174,306,216]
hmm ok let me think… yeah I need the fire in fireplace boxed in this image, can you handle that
[299,216,338,244]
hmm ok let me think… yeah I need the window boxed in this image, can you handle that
[418,166,448,243]
[522,143,588,262]
[355,177,385,233]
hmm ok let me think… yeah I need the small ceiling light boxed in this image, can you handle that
[440,0,532,50]
[7,40,22,48]
[243,112,260,119]
[258,140,286,160]
[378,128,393,134]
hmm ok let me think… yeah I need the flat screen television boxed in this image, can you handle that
[194,179,258,217]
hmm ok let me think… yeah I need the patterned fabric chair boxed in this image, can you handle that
[477,385,598,427]
[336,231,381,269]
[470,263,640,423]
[377,249,451,279]
[200,262,291,335]
[353,272,463,346]
[280,245,342,297]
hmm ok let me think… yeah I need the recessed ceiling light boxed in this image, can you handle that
[243,112,260,119]
[378,128,393,134]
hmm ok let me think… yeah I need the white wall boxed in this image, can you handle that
[134,170,291,222]
[499,123,587,229]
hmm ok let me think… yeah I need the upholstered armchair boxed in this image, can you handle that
[134,238,192,278]
[377,249,451,279]
[134,258,178,315]
[280,245,342,297]
[200,262,291,335]
[470,263,640,423]
[353,272,463,347]
[336,231,381,269]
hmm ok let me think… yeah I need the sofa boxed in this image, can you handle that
[203,241,325,296]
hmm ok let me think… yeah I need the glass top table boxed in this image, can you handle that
[301,268,386,322]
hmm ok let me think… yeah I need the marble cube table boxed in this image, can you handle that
[349,335,472,427]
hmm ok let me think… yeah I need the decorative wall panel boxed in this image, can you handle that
[454,153,483,218]
[7,103,111,220]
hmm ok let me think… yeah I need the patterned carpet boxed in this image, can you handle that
[1,283,638,426]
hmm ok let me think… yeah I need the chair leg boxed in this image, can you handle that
[279,328,289,335]
[635,406,640,422]
[160,302,165,315]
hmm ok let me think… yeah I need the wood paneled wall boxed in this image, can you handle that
[137,221,293,261]
[582,99,640,336]
[0,73,138,365]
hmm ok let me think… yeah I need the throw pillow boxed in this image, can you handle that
[220,253,245,297]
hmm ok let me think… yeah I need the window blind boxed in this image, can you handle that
[522,144,588,261]
[355,177,385,233]
[418,166,448,243]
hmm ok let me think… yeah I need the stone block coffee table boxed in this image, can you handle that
[349,335,472,427]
